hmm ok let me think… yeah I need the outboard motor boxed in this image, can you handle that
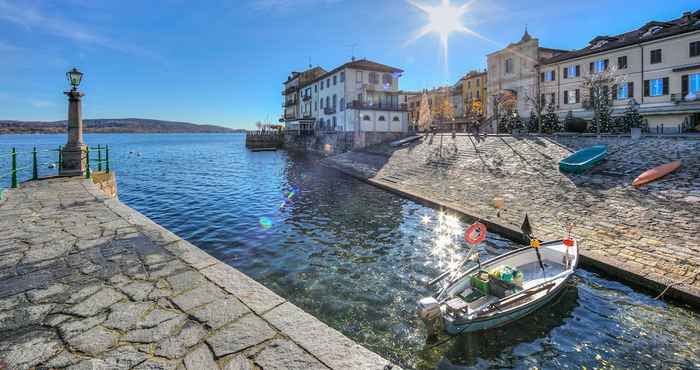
[417,297,442,342]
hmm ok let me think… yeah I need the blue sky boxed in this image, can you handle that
[1,0,697,129]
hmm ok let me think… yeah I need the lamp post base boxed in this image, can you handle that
[60,144,87,177]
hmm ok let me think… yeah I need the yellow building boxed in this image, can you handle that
[462,70,487,117]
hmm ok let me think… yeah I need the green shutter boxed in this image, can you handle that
[662,77,669,95]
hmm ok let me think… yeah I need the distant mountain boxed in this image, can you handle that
[0,118,243,134]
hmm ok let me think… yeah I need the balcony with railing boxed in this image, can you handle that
[346,100,408,111]
[283,99,298,107]
[323,107,336,115]
[302,94,312,102]
[282,85,299,95]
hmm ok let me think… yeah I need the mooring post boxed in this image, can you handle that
[32,146,38,180]
[105,145,110,173]
[58,145,63,172]
[11,148,17,188]
[97,144,102,172]
[85,146,91,179]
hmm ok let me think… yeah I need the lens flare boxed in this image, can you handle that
[259,217,273,230]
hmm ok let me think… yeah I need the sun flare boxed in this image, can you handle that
[408,0,484,76]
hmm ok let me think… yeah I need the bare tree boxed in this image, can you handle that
[418,92,432,132]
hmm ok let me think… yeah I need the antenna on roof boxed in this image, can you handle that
[346,43,358,61]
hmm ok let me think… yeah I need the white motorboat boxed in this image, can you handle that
[418,239,578,335]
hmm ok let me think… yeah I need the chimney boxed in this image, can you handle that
[682,11,692,24]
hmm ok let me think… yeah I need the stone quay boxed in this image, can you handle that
[0,177,396,370]
[324,133,700,306]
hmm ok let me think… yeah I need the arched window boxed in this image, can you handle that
[363,115,371,121]
[392,116,400,122]
[378,116,386,121]
[318,118,324,128]
[325,96,330,108]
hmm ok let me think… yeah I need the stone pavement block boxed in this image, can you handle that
[164,240,219,270]
[264,302,395,370]
[103,301,152,331]
[58,314,108,339]
[125,314,187,343]
[189,297,250,330]
[0,327,64,369]
[118,280,155,301]
[206,314,277,357]
[222,355,253,370]
[254,339,329,370]
[201,263,285,314]
[133,359,180,370]
[66,325,118,355]
[26,283,69,303]
[167,269,207,294]
[183,344,218,370]
[0,303,54,331]
[65,287,126,317]
[154,320,207,359]
[171,282,227,311]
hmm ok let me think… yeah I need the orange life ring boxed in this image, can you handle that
[465,223,487,245]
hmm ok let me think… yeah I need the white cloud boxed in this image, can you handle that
[0,0,161,62]
[30,99,56,108]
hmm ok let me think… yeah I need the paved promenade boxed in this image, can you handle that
[0,178,394,369]
[325,134,700,305]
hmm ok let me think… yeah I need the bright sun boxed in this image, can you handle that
[408,0,475,73]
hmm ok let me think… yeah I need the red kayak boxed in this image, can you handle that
[632,160,681,188]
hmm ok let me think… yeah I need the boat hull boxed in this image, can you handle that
[559,145,607,174]
[444,275,569,334]
[632,160,681,187]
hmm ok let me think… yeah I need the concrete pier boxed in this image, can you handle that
[0,178,395,369]
[324,134,700,306]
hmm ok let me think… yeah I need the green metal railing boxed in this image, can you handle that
[1,145,110,199]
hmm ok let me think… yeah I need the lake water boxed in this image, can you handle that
[1,133,698,369]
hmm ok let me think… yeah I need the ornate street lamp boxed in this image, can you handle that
[66,68,83,91]
[60,68,87,176]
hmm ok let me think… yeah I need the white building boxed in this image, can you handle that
[283,59,411,133]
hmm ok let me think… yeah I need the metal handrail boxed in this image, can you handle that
[1,144,111,191]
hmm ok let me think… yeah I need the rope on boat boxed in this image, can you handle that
[654,270,700,300]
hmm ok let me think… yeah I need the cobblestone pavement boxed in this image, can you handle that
[0,178,394,370]
[326,134,700,303]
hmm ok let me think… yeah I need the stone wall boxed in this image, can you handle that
[284,131,408,156]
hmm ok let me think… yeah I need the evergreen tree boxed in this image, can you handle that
[541,103,561,133]
[622,99,644,132]
[527,111,538,132]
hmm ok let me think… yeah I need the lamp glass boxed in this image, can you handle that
[67,68,83,88]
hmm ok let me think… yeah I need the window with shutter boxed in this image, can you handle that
[691,41,700,58]
[563,90,568,104]
[575,89,580,103]
[682,75,689,97]
[589,62,594,74]
[618,56,627,69]
[541,72,545,82]
[552,70,556,80]
[612,84,618,100]
[576,65,581,77]
[563,67,568,79]
[650,49,662,64]
[662,77,669,95]
[628,82,634,98]
[644,80,650,97]
[604,59,609,70]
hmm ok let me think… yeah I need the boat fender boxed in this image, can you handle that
[465,223,487,245]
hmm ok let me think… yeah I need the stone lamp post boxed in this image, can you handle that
[60,68,87,176]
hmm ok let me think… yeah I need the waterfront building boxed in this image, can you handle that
[463,70,487,117]
[282,59,412,133]
[539,10,700,131]
[486,29,566,132]
[283,67,326,132]
[450,78,466,118]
